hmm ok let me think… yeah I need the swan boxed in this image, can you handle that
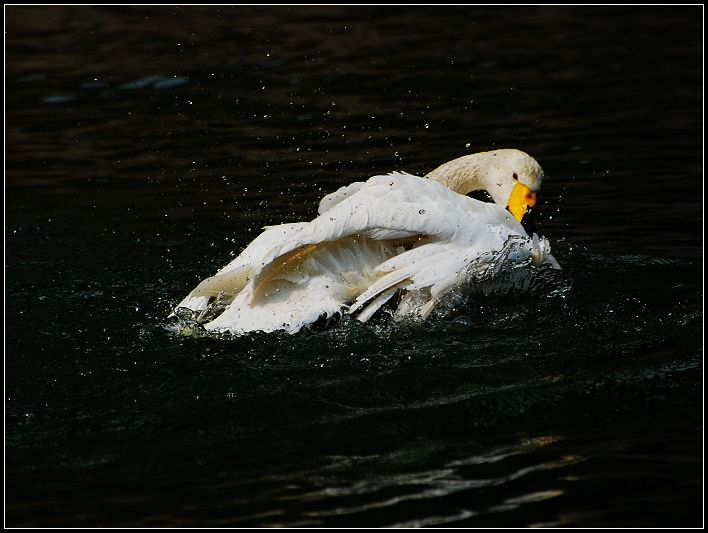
[173,149,560,334]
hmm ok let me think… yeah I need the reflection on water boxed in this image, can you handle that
[5,5,702,527]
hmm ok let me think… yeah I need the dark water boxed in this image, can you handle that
[5,6,703,527]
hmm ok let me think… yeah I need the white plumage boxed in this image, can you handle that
[173,149,560,334]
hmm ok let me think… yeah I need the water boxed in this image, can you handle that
[5,6,702,527]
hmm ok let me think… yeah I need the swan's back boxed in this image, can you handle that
[174,171,558,333]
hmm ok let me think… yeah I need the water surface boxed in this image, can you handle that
[5,6,702,527]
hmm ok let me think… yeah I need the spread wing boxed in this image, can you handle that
[175,171,530,332]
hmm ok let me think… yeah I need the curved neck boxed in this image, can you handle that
[425,150,541,212]
[426,155,478,194]
[425,153,492,195]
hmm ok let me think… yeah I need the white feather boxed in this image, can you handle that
[174,153,560,334]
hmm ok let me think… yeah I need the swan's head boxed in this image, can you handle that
[426,149,544,222]
[478,149,543,222]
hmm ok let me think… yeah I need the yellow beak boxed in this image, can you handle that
[507,182,537,222]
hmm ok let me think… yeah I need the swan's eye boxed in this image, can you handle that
[512,173,518,180]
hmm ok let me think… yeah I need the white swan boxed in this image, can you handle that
[173,149,560,334]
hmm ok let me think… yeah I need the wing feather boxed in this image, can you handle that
[175,170,545,332]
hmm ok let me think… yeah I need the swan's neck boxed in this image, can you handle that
[425,154,489,196]
[425,152,516,208]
